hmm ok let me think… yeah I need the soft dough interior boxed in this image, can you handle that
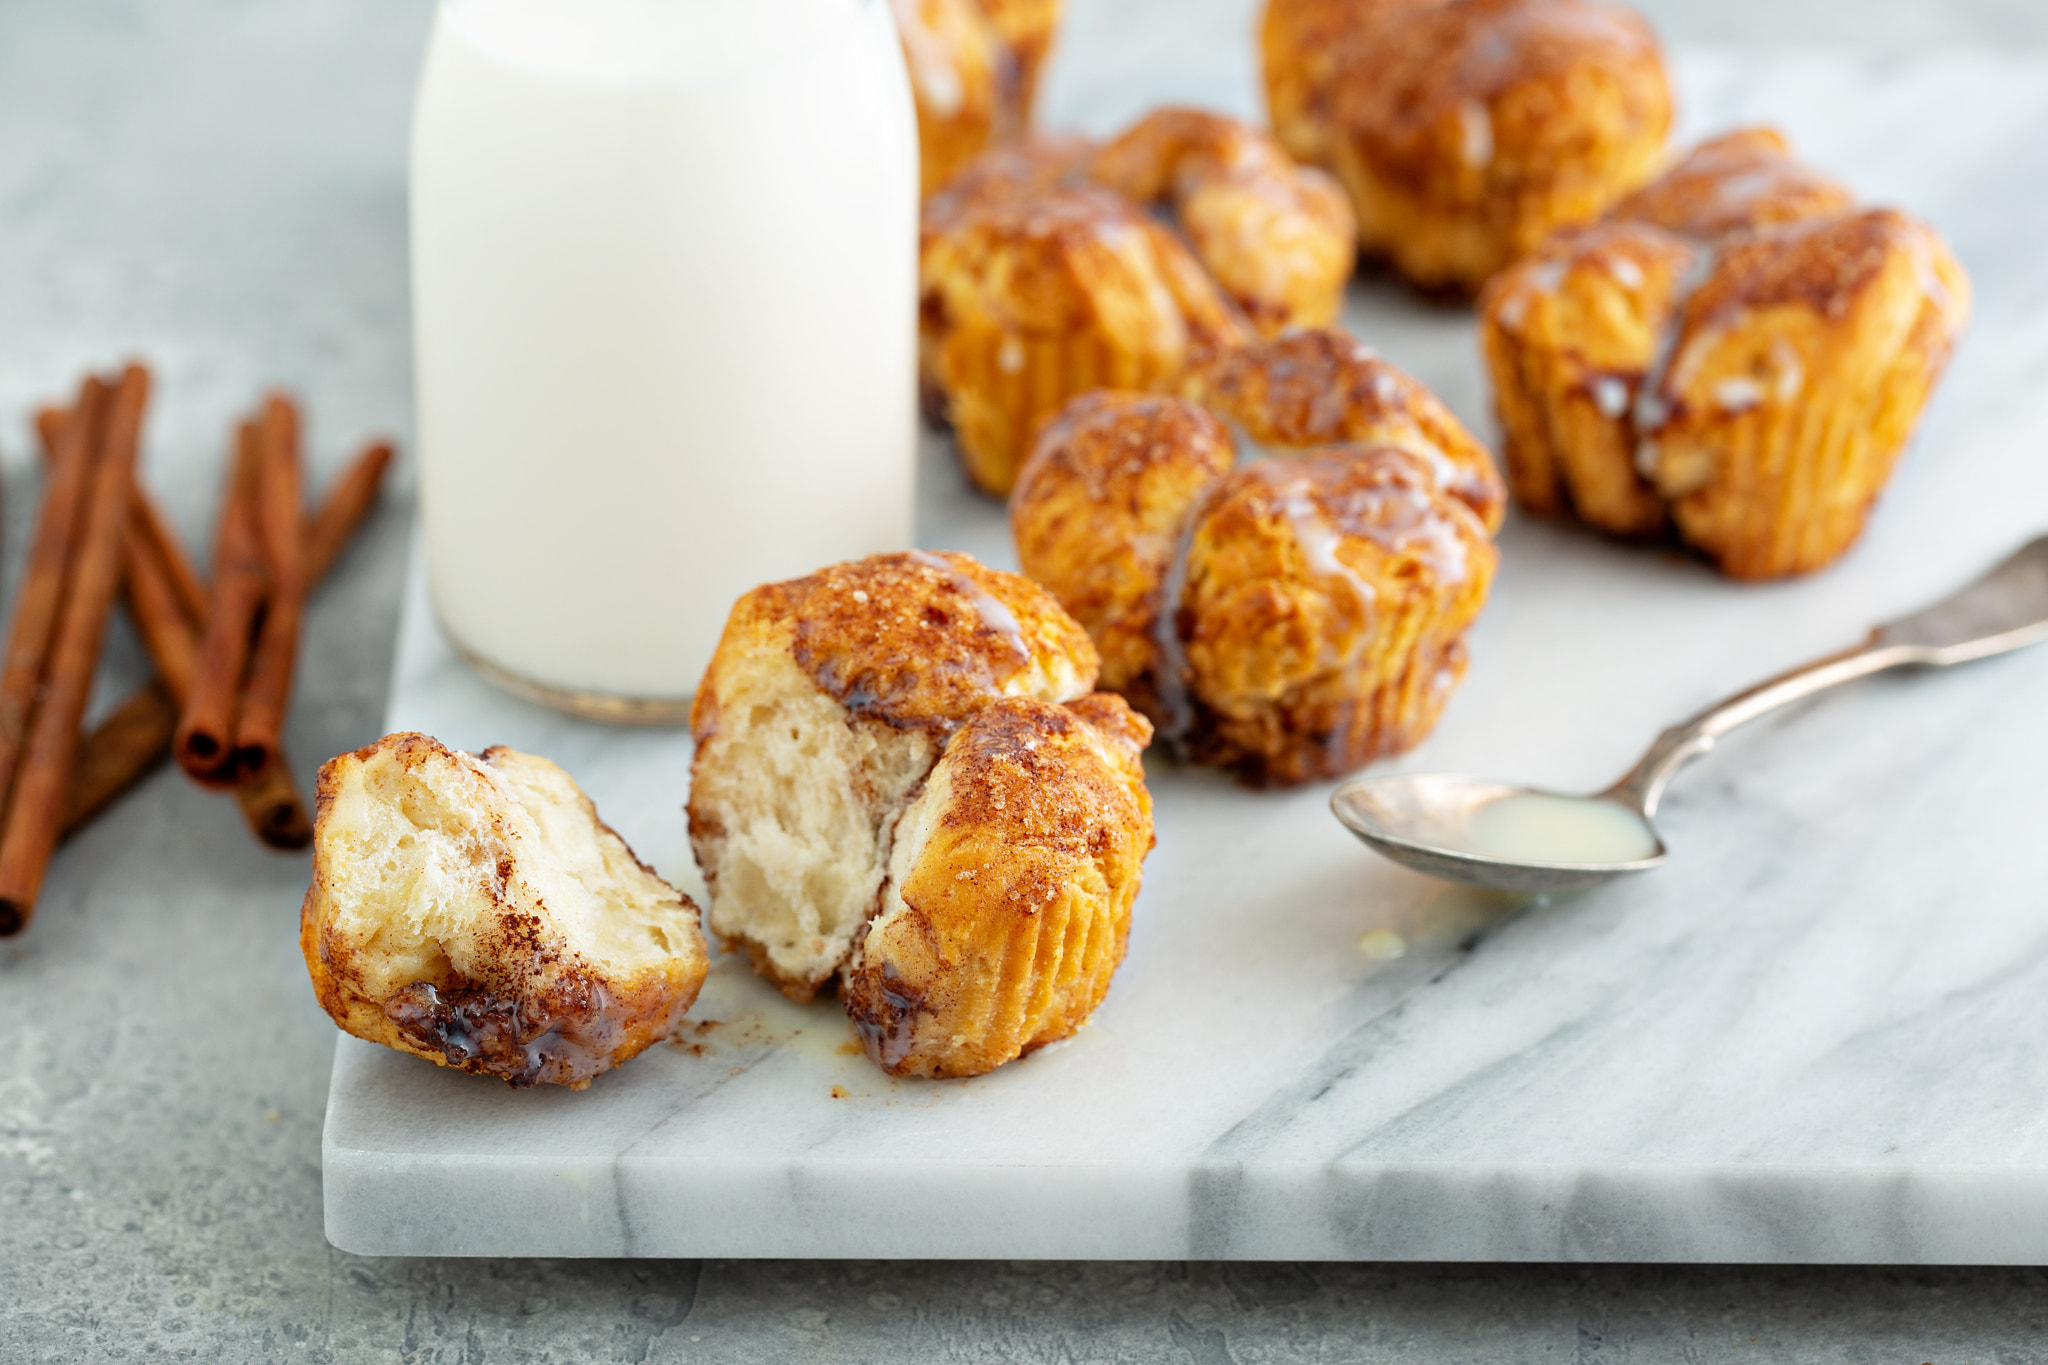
[323,742,695,999]
[692,663,937,997]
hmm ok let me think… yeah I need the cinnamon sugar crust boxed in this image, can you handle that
[1088,107,1357,334]
[1181,328,1507,532]
[1262,0,1424,170]
[843,693,1153,1078]
[1608,126,1855,240]
[892,0,1065,198]
[1011,392,1236,700]
[920,170,1250,495]
[1265,0,1673,292]
[1178,450,1497,784]
[1011,349,1501,787]
[1481,127,1971,577]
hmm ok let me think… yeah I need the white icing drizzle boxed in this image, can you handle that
[1771,337,1805,401]
[1589,375,1631,419]
[1495,257,1566,331]
[906,549,1030,665]
[1630,240,1721,478]
[1713,376,1764,412]
[1147,496,1205,750]
[1606,254,1645,290]
[1278,484,1378,614]
[1457,99,1494,169]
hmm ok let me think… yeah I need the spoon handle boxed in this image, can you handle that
[1609,534,2048,818]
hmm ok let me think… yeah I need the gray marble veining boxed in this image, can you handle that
[324,47,2048,1262]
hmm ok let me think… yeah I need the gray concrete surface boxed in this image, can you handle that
[3,1,2048,1361]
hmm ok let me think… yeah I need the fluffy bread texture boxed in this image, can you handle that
[1263,0,1673,293]
[843,693,1154,1078]
[1481,128,1972,577]
[687,551,1101,1002]
[1013,355,1499,786]
[301,733,708,1089]
[1088,107,1357,334]
[891,0,1064,198]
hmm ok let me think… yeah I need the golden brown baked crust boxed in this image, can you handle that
[1482,216,1698,535]
[1262,0,1424,171]
[301,733,708,1089]
[892,0,1066,197]
[1606,126,1855,239]
[1639,208,1971,577]
[1179,327,1506,532]
[1481,128,1971,577]
[1266,0,1672,292]
[1177,450,1497,784]
[1088,108,1357,333]
[920,161,1251,496]
[1012,376,1499,786]
[975,0,1062,119]
[842,692,1153,1078]
[920,134,1097,243]
[1011,391,1237,699]
[688,551,1101,1000]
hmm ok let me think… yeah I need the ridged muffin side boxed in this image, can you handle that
[1480,128,1972,577]
[843,693,1154,1078]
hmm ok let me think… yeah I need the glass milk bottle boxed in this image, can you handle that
[411,0,918,721]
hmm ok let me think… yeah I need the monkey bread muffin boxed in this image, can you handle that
[1263,0,1673,293]
[688,551,1155,1078]
[301,734,709,1089]
[1088,107,1357,334]
[920,161,1249,497]
[1012,332,1500,785]
[891,0,1065,197]
[1481,128,1971,577]
[920,109,1357,498]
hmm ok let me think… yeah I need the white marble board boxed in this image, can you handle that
[322,48,2048,1261]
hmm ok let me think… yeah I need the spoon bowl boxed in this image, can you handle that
[1329,535,2048,892]
[1331,775,1666,893]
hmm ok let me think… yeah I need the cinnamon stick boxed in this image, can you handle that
[0,364,149,935]
[175,419,266,787]
[0,379,109,815]
[228,755,314,849]
[121,507,202,699]
[62,680,178,835]
[51,421,391,847]
[229,394,305,781]
[305,439,394,580]
[38,404,206,625]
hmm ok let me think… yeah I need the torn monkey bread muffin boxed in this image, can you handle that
[688,551,1154,1077]
[1263,0,1673,293]
[302,733,708,1089]
[1013,332,1500,786]
[843,692,1153,1078]
[1481,127,1971,578]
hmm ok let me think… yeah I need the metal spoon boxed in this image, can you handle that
[1331,534,2048,893]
